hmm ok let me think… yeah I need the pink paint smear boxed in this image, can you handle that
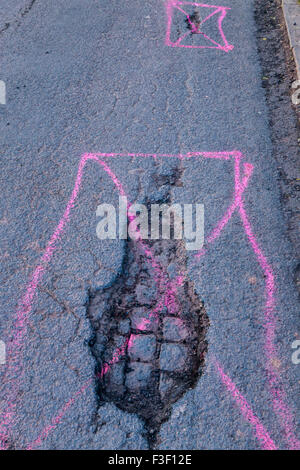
[165,1,234,52]
[1,152,299,450]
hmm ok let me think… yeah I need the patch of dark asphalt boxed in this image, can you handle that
[254,0,300,291]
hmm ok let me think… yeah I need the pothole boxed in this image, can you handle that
[87,231,209,447]
[185,9,202,33]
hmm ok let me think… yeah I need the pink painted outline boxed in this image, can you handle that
[1,151,299,450]
[165,1,234,52]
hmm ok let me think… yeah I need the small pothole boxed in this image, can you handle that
[185,10,202,33]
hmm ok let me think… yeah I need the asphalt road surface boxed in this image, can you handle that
[0,0,299,450]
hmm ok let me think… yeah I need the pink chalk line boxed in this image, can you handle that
[237,196,300,450]
[194,154,299,449]
[165,1,234,52]
[1,152,298,449]
[0,152,183,449]
[0,153,276,448]
[26,337,130,450]
[214,359,277,450]
[0,154,97,449]
[28,152,277,450]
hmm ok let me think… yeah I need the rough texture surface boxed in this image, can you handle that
[0,0,299,450]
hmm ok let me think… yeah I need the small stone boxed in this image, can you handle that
[128,334,156,362]
[163,317,189,341]
[124,294,135,304]
[159,372,176,399]
[160,343,188,372]
[103,335,127,363]
[167,263,178,280]
[105,361,125,398]
[131,308,158,332]
[119,319,130,335]
[125,362,152,390]
[135,284,156,306]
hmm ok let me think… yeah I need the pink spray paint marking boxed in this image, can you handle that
[32,151,281,450]
[214,359,277,450]
[2,152,298,450]
[0,153,99,449]
[26,378,92,450]
[165,1,234,52]
[26,336,130,450]
[237,198,300,450]
[193,155,300,450]
[132,273,185,332]
[0,153,279,448]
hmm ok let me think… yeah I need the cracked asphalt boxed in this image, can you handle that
[0,0,299,450]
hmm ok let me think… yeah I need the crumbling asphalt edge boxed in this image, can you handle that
[283,0,300,78]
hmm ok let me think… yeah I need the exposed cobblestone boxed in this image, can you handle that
[160,344,188,372]
[128,334,156,362]
[163,317,189,341]
[131,307,159,333]
[125,363,153,391]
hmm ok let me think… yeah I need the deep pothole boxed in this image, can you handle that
[87,232,209,446]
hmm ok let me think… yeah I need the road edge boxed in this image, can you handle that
[282,0,300,78]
